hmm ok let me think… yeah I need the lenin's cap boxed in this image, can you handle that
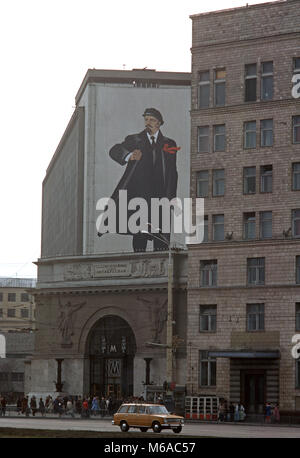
[143,108,164,125]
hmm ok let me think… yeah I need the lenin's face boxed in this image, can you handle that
[144,115,161,135]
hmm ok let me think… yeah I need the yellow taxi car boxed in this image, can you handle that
[112,403,184,433]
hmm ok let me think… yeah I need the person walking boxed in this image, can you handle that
[75,396,82,416]
[0,396,6,417]
[229,402,235,422]
[234,403,240,422]
[30,396,37,417]
[100,397,106,417]
[82,399,89,418]
[274,404,280,423]
[239,403,246,421]
[65,398,75,418]
[265,402,272,423]
[39,398,46,417]
[17,397,22,415]
[91,396,100,416]
[218,401,225,422]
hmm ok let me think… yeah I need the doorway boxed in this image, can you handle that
[242,371,265,414]
[88,315,136,399]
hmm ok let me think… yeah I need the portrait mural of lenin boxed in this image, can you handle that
[99,108,180,252]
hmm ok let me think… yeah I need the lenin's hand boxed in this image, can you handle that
[130,149,142,161]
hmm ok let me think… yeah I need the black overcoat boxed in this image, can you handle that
[107,129,178,235]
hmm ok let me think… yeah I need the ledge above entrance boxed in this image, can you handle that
[208,350,280,359]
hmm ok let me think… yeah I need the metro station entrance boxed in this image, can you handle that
[88,315,136,399]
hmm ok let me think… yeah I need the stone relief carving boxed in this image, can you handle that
[64,264,92,280]
[57,298,86,347]
[137,296,167,343]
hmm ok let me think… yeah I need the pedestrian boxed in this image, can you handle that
[65,398,75,418]
[47,396,54,414]
[265,402,272,423]
[30,396,37,416]
[274,404,280,423]
[218,401,225,422]
[76,396,82,416]
[100,397,106,417]
[91,396,100,416]
[17,397,22,415]
[82,399,89,418]
[239,403,246,421]
[229,402,235,422]
[0,396,6,417]
[234,403,240,422]
[39,398,46,417]
[21,396,28,416]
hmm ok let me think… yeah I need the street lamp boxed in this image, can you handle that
[141,227,174,387]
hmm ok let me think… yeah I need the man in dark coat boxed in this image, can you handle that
[105,108,179,252]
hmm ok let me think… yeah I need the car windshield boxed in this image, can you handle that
[147,405,169,415]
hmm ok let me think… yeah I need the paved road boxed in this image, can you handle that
[1,417,300,438]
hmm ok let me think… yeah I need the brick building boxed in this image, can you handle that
[188,0,300,414]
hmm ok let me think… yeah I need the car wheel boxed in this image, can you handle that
[120,421,129,432]
[152,421,162,433]
[140,427,148,432]
[172,426,182,434]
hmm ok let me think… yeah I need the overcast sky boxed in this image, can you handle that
[0,0,271,278]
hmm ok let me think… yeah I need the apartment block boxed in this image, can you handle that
[189,0,300,414]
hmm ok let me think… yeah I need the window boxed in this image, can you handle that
[200,305,217,332]
[21,293,29,302]
[213,169,225,196]
[296,256,300,284]
[7,308,16,318]
[196,171,209,197]
[245,64,257,102]
[261,61,273,100]
[294,58,300,73]
[198,71,210,108]
[244,212,256,240]
[11,372,24,382]
[204,215,208,242]
[244,121,256,148]
[260,211,272,239]
[21,308,29,318]
[199,351,216,386]
[293,163,300,191]
[198,126,210,152]
[8,293,16,302]
[247,304,264,331]
[296,303,300,331]
[0,293,2,302]
[0,372,9,382]
[214,68,226,106]
[200,260,217,287]
[213,214,224,241]
[0,309,3,319]
[260,119,273,147]
[293,116,300,144]
[243,167,256,194]
[213,124,226,151]
[292,210,300,238]
[247,257,265,285]
[260,165,273,193]
[127,405,138,413]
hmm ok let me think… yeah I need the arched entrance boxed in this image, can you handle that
[88,315,136,399]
